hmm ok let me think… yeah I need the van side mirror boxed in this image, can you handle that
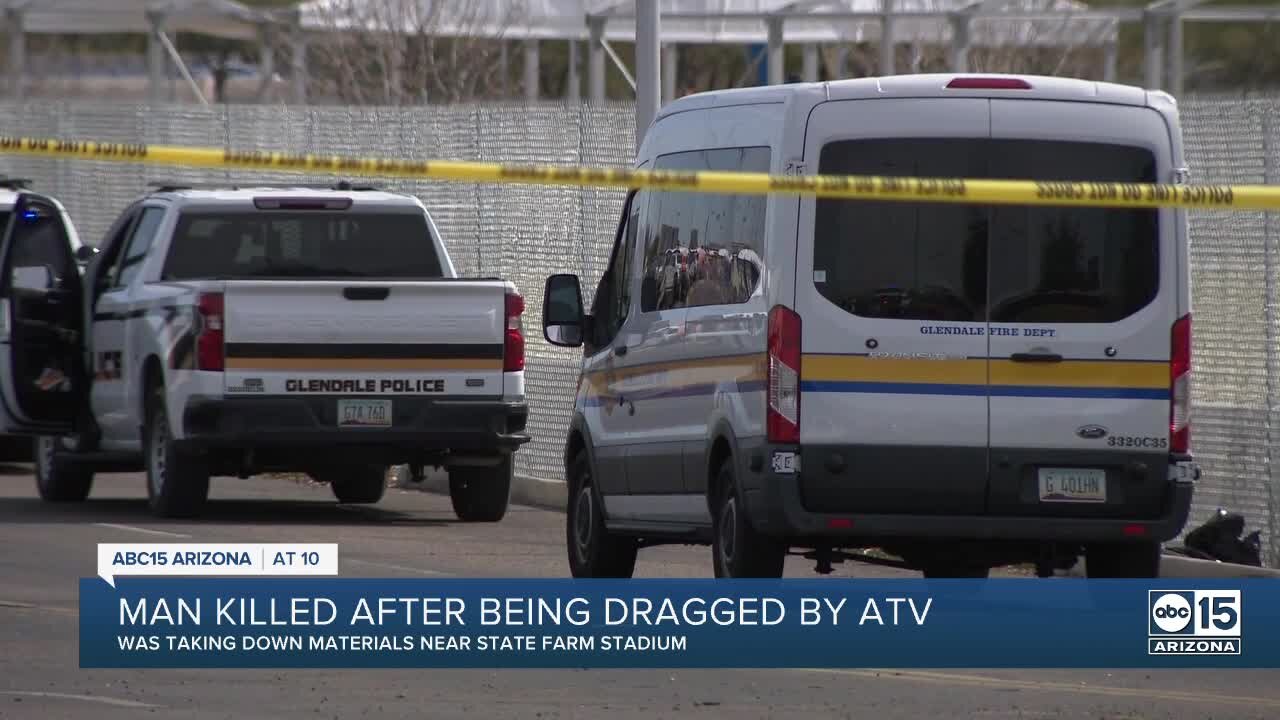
[543,273,584,347]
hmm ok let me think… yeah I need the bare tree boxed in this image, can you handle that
[303,0,528,105]
[964,0,1116,78]
[808,0,1116,83]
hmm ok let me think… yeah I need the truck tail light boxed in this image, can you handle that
[767,304,801,444]
[196,292,225,372]
[1171,313,1191,454]
[504,291,525,372]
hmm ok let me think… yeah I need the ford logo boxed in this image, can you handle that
[1076,425,1109,440]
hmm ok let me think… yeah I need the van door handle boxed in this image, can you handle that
[613,344,628,357]
[1010,351,1063,363]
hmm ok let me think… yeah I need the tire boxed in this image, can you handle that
[34,435,93,502]
[448,456,513,522]
[712,460,786,578]
[1085,541,1161,578]
[566,451,637,578]
[144,387,209,518]
[329,465,387,504]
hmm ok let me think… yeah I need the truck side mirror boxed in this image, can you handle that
[74,245,98,264]
[543,273,584,347]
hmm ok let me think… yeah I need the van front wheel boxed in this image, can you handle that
[566,451,636,577]
[712,462,785,578]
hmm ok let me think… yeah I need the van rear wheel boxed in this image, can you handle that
[712,461,785,578]
[1085,541,1161,578]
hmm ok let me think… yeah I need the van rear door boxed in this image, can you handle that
[984,100,1177,520]
[796,98,991,515]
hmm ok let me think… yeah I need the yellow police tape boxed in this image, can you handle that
[2,134,1280,211]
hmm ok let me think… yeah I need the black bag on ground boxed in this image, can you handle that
[1182,508,1264,566]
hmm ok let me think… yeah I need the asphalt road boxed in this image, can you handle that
[2,464,1277,720]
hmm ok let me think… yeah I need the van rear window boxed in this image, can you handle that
[813,139,1159,324]
[161,210,444,280]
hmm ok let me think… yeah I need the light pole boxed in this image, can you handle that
[635,0,661,153]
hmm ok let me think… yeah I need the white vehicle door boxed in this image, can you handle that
[984,100,1178,519]
[92,205,166,443]
[613,150,698,520]
[580,189,647,499]
[678,146,771,505]
[795,98,992,516]
[0,192,86,435]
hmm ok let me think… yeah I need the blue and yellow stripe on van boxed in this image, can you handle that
[801,354,1169,400]
[577,353,1169,406]
[579,354,765,407]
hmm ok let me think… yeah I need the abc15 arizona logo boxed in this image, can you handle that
[1148,590,1242,655]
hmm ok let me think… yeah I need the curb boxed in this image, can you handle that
[1064,553,1280,579]
[394,467,566,513]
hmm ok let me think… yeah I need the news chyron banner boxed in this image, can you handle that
[83,543,1279,669]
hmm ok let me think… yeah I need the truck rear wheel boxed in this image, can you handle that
[34,436,93,502]
[448,456,512,522]
[145,388,209,518]
[329,465,387,504]
[1085,541,1161,578]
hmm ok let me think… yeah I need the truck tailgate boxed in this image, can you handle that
[221,280,506,399]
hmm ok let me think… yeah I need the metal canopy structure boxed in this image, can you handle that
[291,0,1280,108]
[2,0,262,38]
[4,0,1280,112]
[297,0,1114,44]
[2,0,268,105]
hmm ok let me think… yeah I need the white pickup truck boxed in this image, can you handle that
[3,182,529,518]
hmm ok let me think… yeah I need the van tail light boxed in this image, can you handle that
[1170,313,1192,454]
[195,292,225,372]
[767,304,802,444]
[504,291,526,372]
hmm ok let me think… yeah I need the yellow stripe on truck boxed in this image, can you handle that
[224,357,503,372]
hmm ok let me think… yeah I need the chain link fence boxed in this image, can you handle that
[0,95,1277,565]
[1180,95,1280,566]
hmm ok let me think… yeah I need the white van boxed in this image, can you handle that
[542,73,1200,579]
